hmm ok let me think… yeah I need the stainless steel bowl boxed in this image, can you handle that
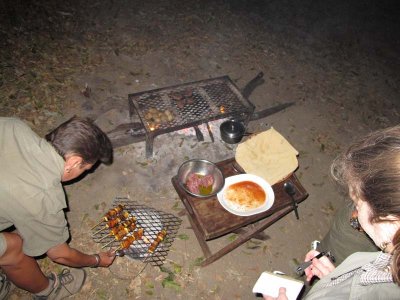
[177,159,225,198]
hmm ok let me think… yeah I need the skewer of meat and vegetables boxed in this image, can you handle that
[91,204,125,229]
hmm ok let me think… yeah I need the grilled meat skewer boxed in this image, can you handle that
[148,229,167,254]
[102,226,143,249]
[92,211,131,235]
[114,228,145,250]
[98,217,136,241]
[91,204,125,229]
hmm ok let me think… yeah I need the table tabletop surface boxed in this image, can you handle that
[171,157,308,240]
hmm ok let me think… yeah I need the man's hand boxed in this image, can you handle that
[47,243,116,268]
[304,250,335,282]
[97,250,116,267]
[263,287,288,300]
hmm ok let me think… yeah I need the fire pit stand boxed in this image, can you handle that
[128,76,255,157]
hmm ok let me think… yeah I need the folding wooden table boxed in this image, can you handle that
[171,157,309,266]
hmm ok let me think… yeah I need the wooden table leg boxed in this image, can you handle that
[183,212,211,258]
[200,206,293,267]
[180,196,212,258]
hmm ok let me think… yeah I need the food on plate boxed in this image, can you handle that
[223,181,266,211]
[186,173,214,195]
[148,229,167,253]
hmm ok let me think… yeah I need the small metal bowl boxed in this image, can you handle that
[177,159,225,198]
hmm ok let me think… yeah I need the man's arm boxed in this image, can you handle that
[46,242,115,268]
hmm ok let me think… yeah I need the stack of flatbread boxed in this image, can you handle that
[235,128,298,185]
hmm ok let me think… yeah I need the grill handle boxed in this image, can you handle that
[241,71,264,99]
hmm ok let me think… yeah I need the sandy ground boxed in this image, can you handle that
[1,0,400,299]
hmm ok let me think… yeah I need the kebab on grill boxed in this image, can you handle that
[92,210,131,235]
[148,229,167,254]
[115,228,145,251]
[98,217,137,242]
[101,222,140,248]
[91,204,125,229]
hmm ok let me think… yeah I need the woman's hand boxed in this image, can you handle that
[263,287,288,300]
[304,250,335,281]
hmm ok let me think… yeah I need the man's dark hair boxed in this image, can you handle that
[45,116,113,165]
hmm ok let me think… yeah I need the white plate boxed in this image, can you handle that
[217,174,275,216]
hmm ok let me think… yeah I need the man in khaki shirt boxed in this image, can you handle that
[0,117,116,299]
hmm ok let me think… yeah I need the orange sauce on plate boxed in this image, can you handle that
[224,181,266,210]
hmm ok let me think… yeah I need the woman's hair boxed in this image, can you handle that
[45,116,113,165]
[330,125,400,284]
[393,230,400,283]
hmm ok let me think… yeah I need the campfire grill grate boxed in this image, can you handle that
[128,76,255,156]
[91,198,182,267]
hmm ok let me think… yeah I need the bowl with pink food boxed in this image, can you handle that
[177,159,225,198]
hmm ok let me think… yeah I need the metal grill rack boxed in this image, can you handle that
[128,76,255,157]
[91,198,182,267]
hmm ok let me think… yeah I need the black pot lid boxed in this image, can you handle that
[220,120,245,136]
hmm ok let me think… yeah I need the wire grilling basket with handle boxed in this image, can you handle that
[91,198,182,267]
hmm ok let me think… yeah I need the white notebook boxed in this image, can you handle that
[253,271,304,300]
